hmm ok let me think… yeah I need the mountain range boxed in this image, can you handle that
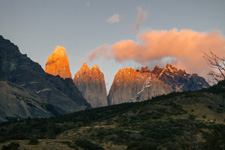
[44,45,209,107]
[0,35,209,122]
[0,35,90,122]
[108,65,209,105]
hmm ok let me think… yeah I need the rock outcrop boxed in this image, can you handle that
[152,64,210,91]
[108,65,209,105]
[0,81,52,122]
[108,67,173,105]
[45,46,72,79]
[0,35,90,121]
[74,63,108,108]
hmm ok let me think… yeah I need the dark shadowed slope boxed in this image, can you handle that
[0,35,91,121]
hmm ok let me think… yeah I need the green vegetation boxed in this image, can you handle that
[75,139,104,150]
[0,80,225,149]
[203,130,224,150]
[1,142,20,150]
[28,137,38,145]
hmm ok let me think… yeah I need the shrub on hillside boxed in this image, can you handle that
[188,114,196,120]
[203,130,224,150]
[75,139,104,150]
[28,137,39,145]
[1,142,20,150]
[126,141,158,150]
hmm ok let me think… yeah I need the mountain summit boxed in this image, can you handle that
[74,63,108,108]
[154,64,209,91]
[108,65,209,105]
[108,67,173,105]
[0,36,90,121]
[45,46,72,79]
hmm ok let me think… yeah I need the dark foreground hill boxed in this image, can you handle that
[0,35,90,121]
[0,80,225,150]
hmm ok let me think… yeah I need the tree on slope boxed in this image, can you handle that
[204,50,225,83]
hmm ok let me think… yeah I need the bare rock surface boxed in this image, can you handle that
[74,63,108,108]
[45,46,72,79]
[108,65,209,105]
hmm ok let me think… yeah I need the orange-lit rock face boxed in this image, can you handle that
[108,67,172,105]
[108,64,209,105]
[74,63,108,108]
[45,46,72,79]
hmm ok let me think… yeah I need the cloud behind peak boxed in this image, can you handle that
[88,29,225,76]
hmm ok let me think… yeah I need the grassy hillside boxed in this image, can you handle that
[0,80,225,150]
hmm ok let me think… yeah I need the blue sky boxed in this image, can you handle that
[0,0,225,91]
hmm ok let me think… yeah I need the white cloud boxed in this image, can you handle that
[106,14,120,24]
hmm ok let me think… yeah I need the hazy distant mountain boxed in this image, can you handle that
[74,63,108,108]
[0,35,90,121]
[108,65,209,105]
[45,46,72,79]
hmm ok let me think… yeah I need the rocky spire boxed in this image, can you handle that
[107,67,173,105]
[108,64,209,105]
[0,36,90,118]
[74,63,108,108]
[45,46,72,79]
[152,65,163,75]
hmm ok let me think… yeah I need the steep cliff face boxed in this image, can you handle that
[0,81,52,122]
[108,67,173,105]
[45,46,72,79]
[152,64,210,91]
[108,68,140,105]
[74,63,108,108]
[0,35,90,121]
[108,65,209,105]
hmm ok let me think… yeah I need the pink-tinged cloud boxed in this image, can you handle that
[135,7,147,31]
[87,44,112,61]
[106,14,120,24]
[88,29,225,76]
